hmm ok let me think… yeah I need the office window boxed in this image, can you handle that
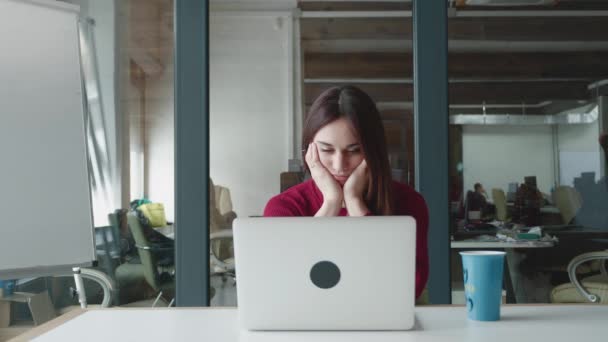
[39,0,178,311]
[447,2,608,304]
[208,9,294,307]
[299,4,416,187]
[207,1,417,306]
[120,0,177,307]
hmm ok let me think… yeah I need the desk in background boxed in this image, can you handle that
[504,203,563,225]
[20,305,608,341]
[451,240,554,249]
[540,206,560,214]
[154,225,174,240]
[505,203,559,213]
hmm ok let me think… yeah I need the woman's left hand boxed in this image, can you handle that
[343,160,370,216]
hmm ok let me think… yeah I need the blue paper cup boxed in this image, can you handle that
[460,251,505,321]
[0,279,16,297]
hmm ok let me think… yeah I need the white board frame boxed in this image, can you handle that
[0,0,95,279]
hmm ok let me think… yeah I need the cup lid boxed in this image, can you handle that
[459,251,506,256]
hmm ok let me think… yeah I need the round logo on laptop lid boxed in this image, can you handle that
[310,261,341,289]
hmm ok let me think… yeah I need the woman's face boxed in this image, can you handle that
[313,117,365,185]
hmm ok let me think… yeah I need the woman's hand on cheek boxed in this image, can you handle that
[306,143,343,212]
[343,159,368,201]
[343,160,370,216]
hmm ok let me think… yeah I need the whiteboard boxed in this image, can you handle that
[462,125,555,196]
[0,0,95,278]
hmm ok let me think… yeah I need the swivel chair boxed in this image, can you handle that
[550,250,608,303]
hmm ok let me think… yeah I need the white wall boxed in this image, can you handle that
[128,78,144,200]
[209,14,292,217]
[144,12,293,220]
[557,121,601,185]
[146,55,175,220]
[462,125,556,195]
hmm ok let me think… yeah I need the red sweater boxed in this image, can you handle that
[264,179,429,299]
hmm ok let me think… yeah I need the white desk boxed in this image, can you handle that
[505,204,559,212]
[540,205,561,214]
[154,225,174,239]
[451,240,554,249]
[20,305,607,341]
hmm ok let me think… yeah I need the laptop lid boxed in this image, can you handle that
[233,216,416,331]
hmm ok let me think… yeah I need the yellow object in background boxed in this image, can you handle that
[138,203,167,227]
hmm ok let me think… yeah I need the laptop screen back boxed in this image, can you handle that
[233,216,417,331]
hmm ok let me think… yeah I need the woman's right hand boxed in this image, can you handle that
[305,142,343,215]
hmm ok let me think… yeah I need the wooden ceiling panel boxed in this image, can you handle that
[449,81,591,103]
[298,0,608,11]
[304,81,591,105]
[306,53,411,78]
[301,17,608,41]
[299,1,411,11]
[301,18,411,40]
[457,1,608,11]
[304,51,608,80]
[305,83,412,104]
[476,17,608,42]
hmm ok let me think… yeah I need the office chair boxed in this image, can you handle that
[107,212,148,305]
[492,188,509,222]
[210,179,236,281]
[210,229,235,280]
[93,225,121,279]
[53,267,116,308]
[554,186,582,225]
[464,191,479,221]
[126,212,176,304]
[550,250,608,303]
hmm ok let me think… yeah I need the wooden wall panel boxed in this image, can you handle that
[299,2,411,11]
[304,81,591,105]
[301,17,608,42]
[298,0,608,12]
[305,52,608,80]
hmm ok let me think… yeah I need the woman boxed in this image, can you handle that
[264,85,429,299]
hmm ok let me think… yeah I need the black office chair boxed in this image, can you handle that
[464,191,496,232]
[104,212,152,305]
[126,212,175,304]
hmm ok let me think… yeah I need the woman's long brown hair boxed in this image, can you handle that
[302,86,394,215]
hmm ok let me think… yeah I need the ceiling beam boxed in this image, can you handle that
[304,52,608,79]
[299,1,608,12]
[304,81,592,105]
[300,17,608,41]
[302,39,608,53]
[299,1,411,12]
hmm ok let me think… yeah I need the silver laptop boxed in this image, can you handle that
[233,216,417,331]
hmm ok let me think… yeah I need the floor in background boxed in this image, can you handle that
[0,323,33,342]
[211,274,237,307]
[1,277,237,340]
[121,298,170,308]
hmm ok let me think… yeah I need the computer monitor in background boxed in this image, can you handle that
[580,172,596,184]
[507,182,519,202]
[524,176,537,189]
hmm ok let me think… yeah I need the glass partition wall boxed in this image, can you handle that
[14,1,608,321]
[99,0,608,308]
[447,2,608,304]
[207,1,418,306]
[21,0,179,311]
